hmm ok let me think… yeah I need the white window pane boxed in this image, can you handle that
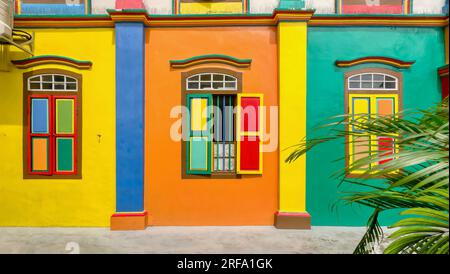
[30,83,41,90]
[188,82,199,89]
[385,76,396,81]
[361,74,372,81]
[54,75,65,83]
[213,74,224,81]
[42,83,52,90]
[385,82,396,89]
[218,144,223,157]
[373,81,384,89]
[361,82,372,89]
[224,82,236,89]
[200,82,211,89]
[201,74,211,81]
[349,82,360,89]
[213,82,224,89]
[42,75,52,82]
[54,83,65,90]
[350,75,361,81]
[66,77,76,83]
[373,74,384,81]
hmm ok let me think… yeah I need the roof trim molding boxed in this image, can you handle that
[11,55,93,70]
[13,10,448,28]
[170,54,252,69]
[335,56,415,69]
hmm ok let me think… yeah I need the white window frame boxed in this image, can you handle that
[186,73,238,91]
[348,73,398,91]
[28,74,78,92]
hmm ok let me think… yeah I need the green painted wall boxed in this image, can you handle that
[306,27,445,226]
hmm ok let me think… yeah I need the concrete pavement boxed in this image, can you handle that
[0,226,370,254]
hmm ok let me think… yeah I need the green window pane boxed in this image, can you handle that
[57,138,74,172]
[56,99,74,134]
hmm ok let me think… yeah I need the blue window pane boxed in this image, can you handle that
[31,99,49,134]
[21,4,85,15]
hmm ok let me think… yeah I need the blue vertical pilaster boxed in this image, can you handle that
[115,22,145,212]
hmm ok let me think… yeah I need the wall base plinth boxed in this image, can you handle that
[274,212,311,229]
[110,211,148,230]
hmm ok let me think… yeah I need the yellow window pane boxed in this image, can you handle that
[352,97,370,131]
[180,2,243,14]
[191,98,207,131]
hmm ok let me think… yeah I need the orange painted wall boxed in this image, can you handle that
[145,26,279,226]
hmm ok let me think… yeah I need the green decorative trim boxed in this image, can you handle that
[12,55,93,70]
[170,54,252,68]
[87,0,92,15]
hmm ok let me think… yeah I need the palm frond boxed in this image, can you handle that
[353,208,384,254]
[286,98,449,254]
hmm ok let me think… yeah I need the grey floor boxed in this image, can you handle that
[0,226,375,254]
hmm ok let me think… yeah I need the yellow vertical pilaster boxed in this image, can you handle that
[278,22,308,213]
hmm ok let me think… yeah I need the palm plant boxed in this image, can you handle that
[286,98,449,254]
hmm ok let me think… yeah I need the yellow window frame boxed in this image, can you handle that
[348,93,399,175]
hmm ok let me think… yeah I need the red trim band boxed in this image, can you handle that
[112,211,148,218]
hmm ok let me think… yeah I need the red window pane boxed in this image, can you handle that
[240,97,260,132]
[240,136,260,171]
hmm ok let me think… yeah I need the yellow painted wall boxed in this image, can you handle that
[278,22,308,213]
[0,28,116,226]
[180,2,243,14]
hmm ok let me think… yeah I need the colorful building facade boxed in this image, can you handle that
[0,0,448,230]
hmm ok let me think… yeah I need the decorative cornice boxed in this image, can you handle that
[13,12,448,28]
[11,55,93,70]
[335,56,415,69]
[14,14,114,28]
[438,65,449,77]
[14,9,314,28]
[170,54,252,69]
[309,15,449,27]
[109,9,315,27]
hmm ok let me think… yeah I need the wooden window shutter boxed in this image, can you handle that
[236,94,263,174]
[186,94,212,174]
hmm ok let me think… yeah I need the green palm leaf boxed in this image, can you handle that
[287,98,449,254]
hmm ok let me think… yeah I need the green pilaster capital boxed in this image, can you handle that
[277,0,306,10]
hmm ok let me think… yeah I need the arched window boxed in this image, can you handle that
[23,69,81,179]
[181,68,263,177]
[345,68,403,176]
[348,73,398,90]
[28,74,78,91]
[186,73,238,91]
